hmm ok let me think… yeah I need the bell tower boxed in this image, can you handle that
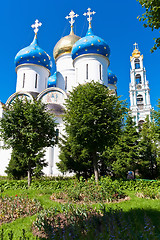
[129,43,152,126]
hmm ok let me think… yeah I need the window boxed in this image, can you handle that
[55,128,59,144]
[22,73,25,88]
[135,59,140,69]
[35,74,38,88]
[99,64,102,80]
[65,76,67,90]
[135,74,141,84]
[137,94,143,103]
[138,120,144,131]
[86,64,88,80]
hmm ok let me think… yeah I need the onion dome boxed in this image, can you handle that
[130,43,143,61]
[72,27,110,60]
[47,72,57,88]
[108,69,117,85]
[53,10,80,60]
[15,35,52,71]
[53,29,80,60]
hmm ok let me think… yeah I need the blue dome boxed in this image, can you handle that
[108,69,117,85]
[15,35,52,71]
[47,72,57,88]
[72,28,110,60]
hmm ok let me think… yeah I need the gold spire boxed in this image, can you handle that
[130,42,143,61]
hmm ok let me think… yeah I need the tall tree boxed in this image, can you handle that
[58,81,126,182]
[137,0,160,52]
[138,117,160,179]
[0,98,57,186]
[111,114,140,178]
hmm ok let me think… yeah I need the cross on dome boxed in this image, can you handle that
[31,19,42,35]
[65,10,79,29]
[83,8,96,28]
[133,42,138,50]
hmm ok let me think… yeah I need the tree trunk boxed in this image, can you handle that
[28,168,31,187]
[93,153,99,183]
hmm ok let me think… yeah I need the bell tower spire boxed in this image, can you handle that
[129,43,152,127]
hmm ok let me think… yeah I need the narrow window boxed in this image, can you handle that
[65,76,67,90]
[135,59,140,69]
[55,128,59,144]
[86,64,88,80]
[22,73,25,88]
[99,64,102,80]
[135,74,141,84]
[35,74,38,88]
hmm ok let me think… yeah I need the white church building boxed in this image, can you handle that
[0,9,151,176]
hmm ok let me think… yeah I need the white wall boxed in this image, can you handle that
[56,53,76,93]
[16,65,50,94]
[73,55,109,86]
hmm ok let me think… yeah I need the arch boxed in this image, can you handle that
[6,91,33,106]
[137,94,143,103]
[135,74,141,84]
[138,120,145,130]
[135,59,140,69]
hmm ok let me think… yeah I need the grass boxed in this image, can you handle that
[0,180,160,239]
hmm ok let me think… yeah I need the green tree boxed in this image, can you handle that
[137,0,160,52]
[58,81,126,182]
[111,114,140,178]
[0,98,57,186]
[138,117,160,179]
[5,149,47,179]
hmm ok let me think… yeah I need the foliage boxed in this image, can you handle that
[0,195,41,225]
[33,204,160,239]
[108,114,140,178]
[5,150,28,180]
[0,98,57,186]
[137,0,160,52]
[50,176,126,203]
[138,117,160,179]
[0,228,37,240]
[58,81,126,181]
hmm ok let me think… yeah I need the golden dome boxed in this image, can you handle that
[53,30,80,60]
[132,48,141,58]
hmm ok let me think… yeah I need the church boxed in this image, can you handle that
[0,8,152,176]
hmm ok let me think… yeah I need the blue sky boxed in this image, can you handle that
[0,0,159,109]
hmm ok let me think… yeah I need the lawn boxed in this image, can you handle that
[0,177,160,239]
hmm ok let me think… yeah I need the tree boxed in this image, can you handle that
[137,0,160,52]
[5,149,47,179]
[0,98,57,186]
[111,114,140,178]
[138,117,160,179]
[58,81,126,182]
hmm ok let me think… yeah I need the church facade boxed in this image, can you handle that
[0,9,151,176]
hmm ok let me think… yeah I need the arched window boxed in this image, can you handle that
[137,94,144,109]
[137,94,143,103]
[135,74,141,84]
[138,120,144,131]
[135,59,140,69]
